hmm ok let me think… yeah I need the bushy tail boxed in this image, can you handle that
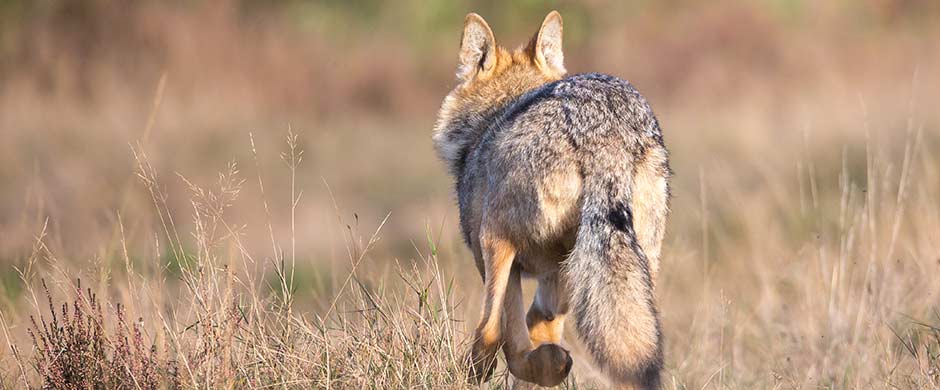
[566,163,663,389]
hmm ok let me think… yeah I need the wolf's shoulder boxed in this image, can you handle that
[501,73,645,120]
[554,72,639,95]
[539,73,641,102]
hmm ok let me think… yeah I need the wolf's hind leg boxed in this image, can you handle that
[467,235,516,383]
[502,267,572,387]
[527,272,569,347]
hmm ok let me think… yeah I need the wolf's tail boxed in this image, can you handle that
[566,158,663,389]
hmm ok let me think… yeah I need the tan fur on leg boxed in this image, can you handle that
[501,268,572,387]
[527,272,568,347]
[467,234,516,383]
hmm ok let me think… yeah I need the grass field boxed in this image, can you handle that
[1,1,939,388]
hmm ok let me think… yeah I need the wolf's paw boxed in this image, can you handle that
[466,343,499,384]
[525,343,573,387]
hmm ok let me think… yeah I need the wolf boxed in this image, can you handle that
[432,10,670,389]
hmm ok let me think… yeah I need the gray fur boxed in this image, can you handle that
[437,72,670,388]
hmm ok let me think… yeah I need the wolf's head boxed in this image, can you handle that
[433,11,567,173]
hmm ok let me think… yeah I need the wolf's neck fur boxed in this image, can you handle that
[433,45,564,176]
[432,87,529,175]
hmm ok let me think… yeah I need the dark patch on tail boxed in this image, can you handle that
[606,202,634,233]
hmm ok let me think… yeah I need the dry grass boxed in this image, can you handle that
[8,136,474,388]
[1,1,940,389]
[3,122,937,389]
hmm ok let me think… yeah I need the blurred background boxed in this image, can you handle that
[1,1,939,387]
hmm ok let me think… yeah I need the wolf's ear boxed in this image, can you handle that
[532,11,565,76]
[457,13,497,83]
